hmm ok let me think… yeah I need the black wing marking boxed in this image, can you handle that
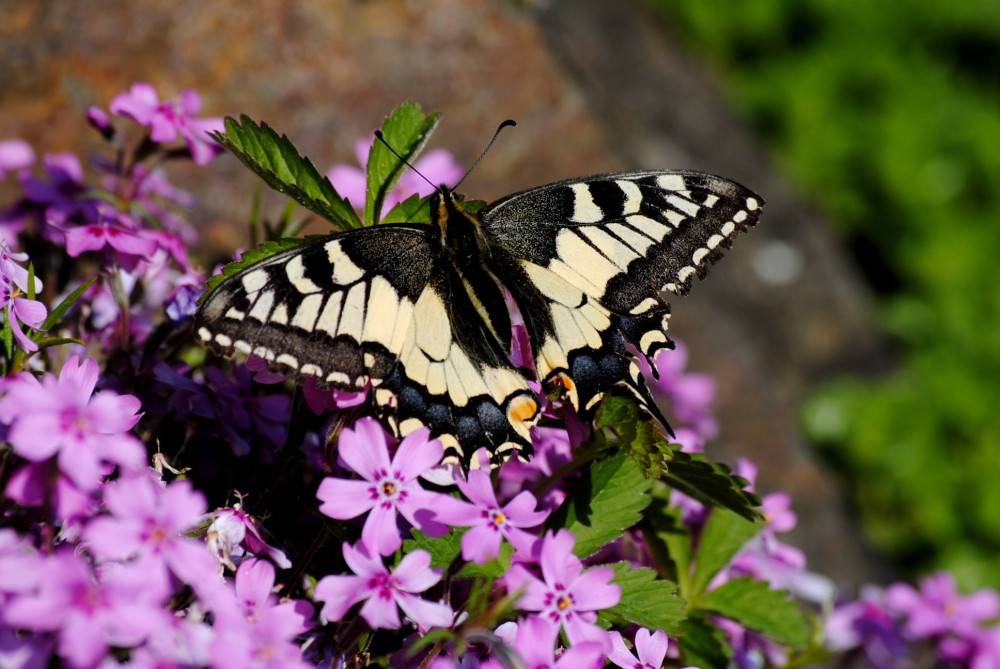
[197,224,537,467]
[482,170,762,421]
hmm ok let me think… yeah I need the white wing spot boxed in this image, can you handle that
[276,353,298,369]
[286,255,321,294]
[721,221,737,237]
[248,290,275,322]
[241,269,268,294]
[656,174,687,191]
[225,307,245,321]
[615,179,643,215]
[234,340,252,354]
[677,266,696,284]
[747,197,760,211]
[214,334,232,347]
[569,183,604,223]
[198,327,212,341]
[271,302,289,325]
[327,242,365,284]
[292,294,324,331]
[707,234,725,250]
[733,210,747,223]
[666,195,700,217]
[253,346,275,361]
[692,247,710,266]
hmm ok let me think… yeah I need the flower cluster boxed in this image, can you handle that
[2,89,998,669]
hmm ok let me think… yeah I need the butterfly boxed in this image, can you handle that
[197,169,763,467]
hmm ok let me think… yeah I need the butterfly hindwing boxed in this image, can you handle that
[483,170,762,421]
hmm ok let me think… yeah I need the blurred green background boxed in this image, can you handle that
[655,0,1000,588]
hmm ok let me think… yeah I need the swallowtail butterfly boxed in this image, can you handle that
[197,170,762,466]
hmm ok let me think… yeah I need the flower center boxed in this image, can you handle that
[382,481,396,496]
[490,510,506,527]
[556,594,572,611]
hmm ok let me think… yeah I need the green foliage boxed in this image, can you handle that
[212,115,362,230]
[546,450,653,558]
[364,102,441,226]
[677,613,732,669]
[656,0,1000,586]
[597,395,761,521]
[689,509,762,600]
[599,562,686,634]
[699,577,810,647]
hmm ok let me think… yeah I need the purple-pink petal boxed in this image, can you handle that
[392,549,441,593]
[394,591,453,630]
[569,567,621,610]
[314,574,366,622]
[361,501,403,556]
[359,592,402,630]
[338,417,391,479]
[341,541,384,579]
[539,530,577,589]
[502,490,549,527]
[461,523,504,564]
[390,427,442,481]
[455,468,498,508]
[635,627,669,667]
[317,477,376,519]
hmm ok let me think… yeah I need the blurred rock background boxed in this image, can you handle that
[1,0,898,586]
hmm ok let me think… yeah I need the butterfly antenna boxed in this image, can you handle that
[373,130,439,192]
[455,119,517,190]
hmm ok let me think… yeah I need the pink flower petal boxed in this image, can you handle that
[394,591,453,630]
[317,477,376,519]
[635,628,669,668]
[314,574,365,622]
[361,502,402,556]
[360,592,402,629]
[391,427,442,481]
[392,550,441,593]
[462,523,503,565]
[454,468,498,508]
[339,417,391,480]
[569,567,620,610]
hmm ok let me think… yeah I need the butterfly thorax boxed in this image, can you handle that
[433,189,493,265]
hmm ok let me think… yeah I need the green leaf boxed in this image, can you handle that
[547,450,653,558]
[595,394,673,478]
[402,529,463,571]
[365,102,441,226]
[698,577,810,648]
[381,193,431,225]
[676,612,732,669]
[690,508,762,599]
[2,304,13,360]
[212,115,361,230]
[26,263,36,300]
[599,562,686,634]
[39,276,97,332]
[201,237,313,301]
[34,336,86,350]
[642,496,693,597]
[455,541,513,579]
[661,448,762,522]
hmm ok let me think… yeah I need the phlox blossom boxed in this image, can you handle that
[316,417,449,556]
[84,473,219,594]
[504,530,620,648]
[480,617,605,669]
[109,83,224,165]
[608,628,672,669]
[887,571,1000,641]
[314,542,453,631]
[437,468,549,563]
[0,355,144,491]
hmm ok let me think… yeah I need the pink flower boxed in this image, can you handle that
[0,280,46,352]
[64,220,158,259]
[2,551,166,668]
[481,617,605,669]
[0,139,34,180]
[109,83,224,165]
[84,474,219,594]
[436,468,549,564]
[0,356,145,491]
[887,572,1000,641]
[504,530,620,648]
[314,542,453,630]
[316,417,449,556]
[641,340,718,439]
[208,559,313,669]
[608,627,671,669]
[327,138,463,215]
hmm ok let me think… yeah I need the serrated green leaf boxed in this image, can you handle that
[698,577,810,648]
[677,612,732,669]
[547,451,653,558]
[661,448,762,522]
[201,237,313,302]
[381,193,432,225]
[690,508,762,599]
[212,115,361,230]
[642,496,693,596]
[365,102,441,226]
[595,394,674,478]
[598,562,686,634]
[401,529,463,571]
[39,277,97,332]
